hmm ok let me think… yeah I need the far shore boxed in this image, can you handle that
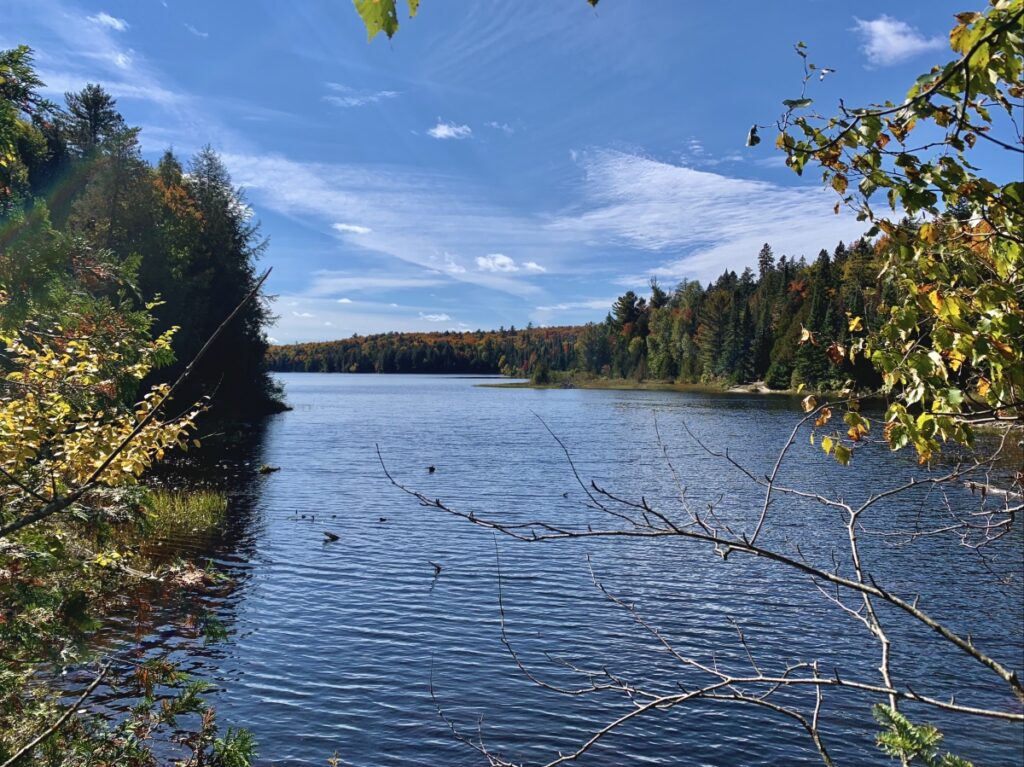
[479,378,807,396]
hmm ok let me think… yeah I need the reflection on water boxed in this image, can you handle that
[113,374,1023,766]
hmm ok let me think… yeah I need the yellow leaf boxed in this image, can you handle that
[947,349,966,372]
[801,394,818,413]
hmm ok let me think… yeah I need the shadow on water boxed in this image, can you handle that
[68,417,278,763]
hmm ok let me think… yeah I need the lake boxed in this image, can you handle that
[127,373,1024,766]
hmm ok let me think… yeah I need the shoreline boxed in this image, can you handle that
[478,378,808,396]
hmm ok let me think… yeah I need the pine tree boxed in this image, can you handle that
[757,242,775,279]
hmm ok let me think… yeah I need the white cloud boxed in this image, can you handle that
[184,23,209,38]
[475,253,519,272]
[852,16,944,67]
[336,298,353,304]
[87,12,128,31]
[333,222,373,235]
[475,254,546,274]
[292,311,314,318]
[435,252,466,274]
[307,273,446,294]
[269,294,476,343]
[39,71,180,106]
[677,136,744,169]
[551,149,864,283]
[486,121,515,135]
[530,297,618,326]
[222,153,557,298]
[27,6,185,111]
[324,83,399,108]
[535,299,614,312]
[428,119,472,140]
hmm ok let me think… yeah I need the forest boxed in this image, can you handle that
[268,238,891,391]
[0,46,280,418]
[1,45,276,764]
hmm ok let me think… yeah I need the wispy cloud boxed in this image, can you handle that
[475,253,546,273]
[852,16,944,67]
[222,153,561,298]
[678,136,743,168]
[530,297,618,326]
[269,294,472,342]
[336,297,353,304]
[434,252,466,274]
[324,82,399,108]
[333,222,373,234]
[23,5,184,111]
[428,118,472,140]
[184,23,209,38]
[40,71,180,106]
[552,149,863,283]
[535,299,614,312]
[486,121,515,135]
[87,11,128,31]
[306,273,447,295]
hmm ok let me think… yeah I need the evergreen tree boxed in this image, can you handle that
[757,242,775,279]
[60,84,125,157]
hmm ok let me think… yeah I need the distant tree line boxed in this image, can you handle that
[266,326,581,377]
[269,238,892,390]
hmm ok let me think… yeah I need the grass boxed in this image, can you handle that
[144,488,229,535]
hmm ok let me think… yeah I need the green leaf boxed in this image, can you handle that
[353,0,411,41]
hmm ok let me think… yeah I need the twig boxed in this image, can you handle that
[1,660,112,767]
[0,269,271,539]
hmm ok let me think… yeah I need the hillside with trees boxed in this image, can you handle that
[1,48,282,417]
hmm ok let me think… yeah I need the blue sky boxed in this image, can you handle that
[1,1,992,343]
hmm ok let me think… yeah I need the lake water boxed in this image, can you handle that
[127,374,1023,766]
